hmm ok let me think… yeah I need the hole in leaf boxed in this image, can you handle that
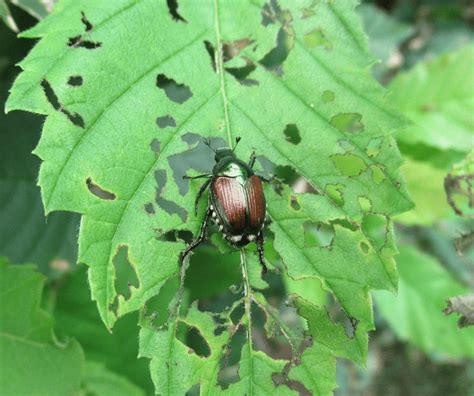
[331,218,358,232]
[169,135,225,195]
[143,276,180,328]
[322,89,335,103]
[360,241,370,254]
[185,384,200,396]
[370,164,386,184]
[261,0,292,27]
[67,75,83,86]
[156,115,177,129]
[150,138,161,154]
[187,250,241,311]
[331,154,367,177]
[113,245,139,301]
[41,79,60,110]
[144,202,155,215]
[67,35,102,49]
[80,11,93,32]
[41,79,85,128]
[204,40,216,71]
[361,214,388,251]
[283,123,301,145]
[327,294,357,339]
[303,28,331,49]
[223,38,254,62]
[303,221,334,248]
[301,1,319,19]
[325,183,345,207]
[86,177,116,200]
[166,0,187,23]
[154,169,188,221]
[156,229,193,244]
[290,195,301,210]
[176,322,211,357]
[366,137,383,157]
[338,139,355,152]
[252,304,293,360]
[330,113,364,133]
[260,27,294,74]
[156,73,192,104]
[109,296,119,316]
[217,325,246,389]
[225,58,258,86]
[182,132,201,145]
[358,196,372,213]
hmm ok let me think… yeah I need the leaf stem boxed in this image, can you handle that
[213,0,233,147]
[240,249,254,392]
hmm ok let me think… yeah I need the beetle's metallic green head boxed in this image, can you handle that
[214,148,235,162]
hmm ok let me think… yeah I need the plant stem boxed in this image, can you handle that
[213,0,233,147]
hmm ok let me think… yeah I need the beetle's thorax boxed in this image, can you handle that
[212,156,253,182]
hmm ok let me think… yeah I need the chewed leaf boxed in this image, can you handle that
[6,0,412,393]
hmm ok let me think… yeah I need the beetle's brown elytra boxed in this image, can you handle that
[181,137,268,273]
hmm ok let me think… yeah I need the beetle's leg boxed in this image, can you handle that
[183,174,211,180]
[248,151,257,169]
[256,232,269,276]
[254,171,275,183]
[194,178,212,216]
[180,206,212,264]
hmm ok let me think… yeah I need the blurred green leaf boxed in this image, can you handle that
[9,0,52,19]
[81,361,146,396]
[390,46,474,155]
[358,3,413,78]
[445,149,474,218]
[0,0,52,32]
[53,265,153,393]
[0,257,84,395]
[0,0,18,31]
[0,25,79,274]
[396,158,452,225]
[374,246,474,359]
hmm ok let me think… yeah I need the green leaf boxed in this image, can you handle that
[374,246,474,359]
[389,45,474,154]
[6,0,413,393]
[0,0,18,32]
[358,3,413,79]
[287,295,367,395]
[395,158,452,225]
[9,0,52,20]
[81,361,145,396]
[445,149,474,218]
[0,0,52,32]
[53,265,153,393]
[0,257,84,395]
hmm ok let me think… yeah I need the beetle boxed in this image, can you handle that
[181,137,268,272]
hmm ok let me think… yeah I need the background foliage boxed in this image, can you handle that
[0,0,473,395]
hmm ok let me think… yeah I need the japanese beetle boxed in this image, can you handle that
[181,137,268,271]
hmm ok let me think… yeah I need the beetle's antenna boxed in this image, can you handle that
[203,137,216,153]
[232,136,242,152]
